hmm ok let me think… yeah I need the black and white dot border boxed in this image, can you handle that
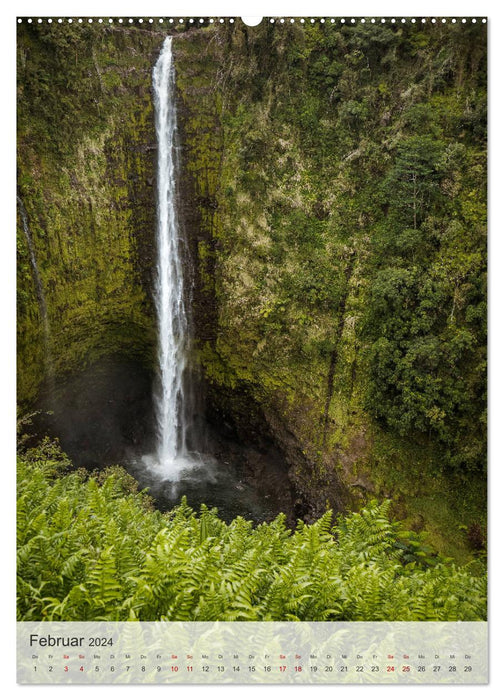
[16,17,488,26]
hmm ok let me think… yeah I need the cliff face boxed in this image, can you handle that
[173,22,487,542]
[17,23,164,405]
[17,20,486,555]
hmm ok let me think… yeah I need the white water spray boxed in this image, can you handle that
[149,36,192,478]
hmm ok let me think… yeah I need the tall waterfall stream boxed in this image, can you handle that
[144,36,194,478]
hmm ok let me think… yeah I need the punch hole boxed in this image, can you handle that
[241,17,263,26]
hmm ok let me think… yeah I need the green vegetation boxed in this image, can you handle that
[17,20,486,593]
[204,20,486,466]
[17,22,164,402]
[17,443,486,622]
[174,21,487,550]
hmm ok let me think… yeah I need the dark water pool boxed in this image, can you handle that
[126,450,293,525]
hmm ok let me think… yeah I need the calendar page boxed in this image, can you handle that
[16,14,488,685]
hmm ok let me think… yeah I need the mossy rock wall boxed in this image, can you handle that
[173,21,486,539]
[17,23,169,404]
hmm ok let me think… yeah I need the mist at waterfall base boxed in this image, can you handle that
[127,420,294,525]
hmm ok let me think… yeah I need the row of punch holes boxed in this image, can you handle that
[17,17,487,25]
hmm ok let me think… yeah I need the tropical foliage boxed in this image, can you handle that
[17,443,486,622]
[17,20,487,559]
[210,20,487,474]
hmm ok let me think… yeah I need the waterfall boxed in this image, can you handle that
[150,36,192,478]
[17,195,53,378]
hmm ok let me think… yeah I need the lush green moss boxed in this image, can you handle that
[17,23,166,403]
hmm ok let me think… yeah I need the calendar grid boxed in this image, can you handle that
[17,621,488,684]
